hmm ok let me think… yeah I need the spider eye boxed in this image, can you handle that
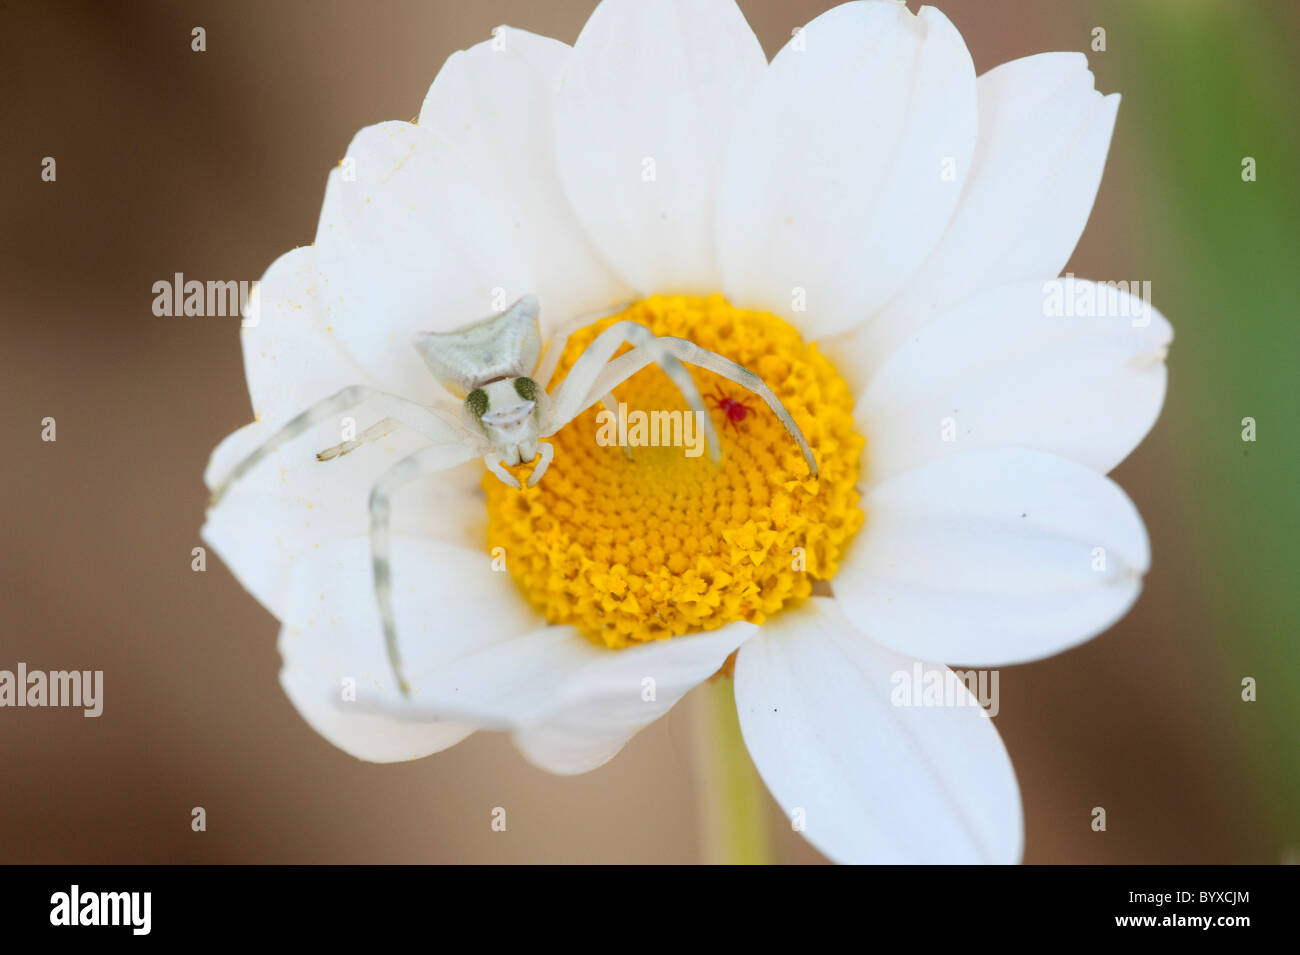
[466,388,488,418]
[514,377,538,402]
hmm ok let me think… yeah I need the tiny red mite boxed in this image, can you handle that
[707,388,757,432]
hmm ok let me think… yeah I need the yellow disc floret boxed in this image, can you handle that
[483,294,864,649]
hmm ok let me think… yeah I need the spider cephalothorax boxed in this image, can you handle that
[208,295,817,693]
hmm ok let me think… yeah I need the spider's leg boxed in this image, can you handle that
[533,300,637,390]
[316,417,397,462]
[654,338,817,475]
[543,321,721,462]
[370,442,483,695]
[573,337,818,479]
[591,389,634,462]
[208,385,475,508]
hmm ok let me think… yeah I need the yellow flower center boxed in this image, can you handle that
[483,295,864,649]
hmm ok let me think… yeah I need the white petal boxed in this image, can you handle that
[860,279,1172,485]
[716,1,977,338]
[512,624,755,774]
[836,449,1149,665]
[829,52,1120,384]
[554,0,767,293]
[418,27,631,326]
[358,622,755,775]
[202,414,485,621]
[239,245,375,425]
[277,536,539,762]
[735,598,1022,863]
[313,121,537,404]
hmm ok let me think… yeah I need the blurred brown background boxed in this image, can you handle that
[1,0,1295,863]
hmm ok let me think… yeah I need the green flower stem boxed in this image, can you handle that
[696,675,774,865]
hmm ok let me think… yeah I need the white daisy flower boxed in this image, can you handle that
[203,0,1171,864]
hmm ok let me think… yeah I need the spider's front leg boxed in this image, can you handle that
[533,300,636,391]
[541,321,721,461]
[566,335,819,479]
[532,307,640,467]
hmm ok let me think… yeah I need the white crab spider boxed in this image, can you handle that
[209,295,818,694]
